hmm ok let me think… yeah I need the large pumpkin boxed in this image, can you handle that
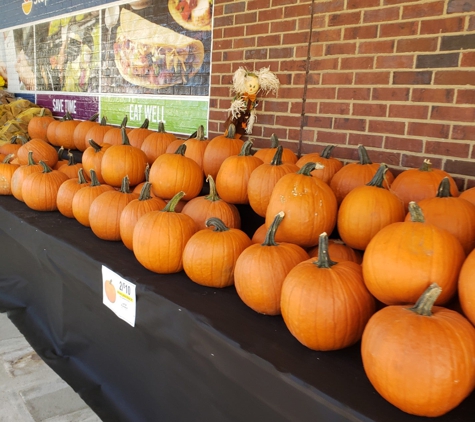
[361,283,475,417]
[281,232,375,351]
[16,138,59,168]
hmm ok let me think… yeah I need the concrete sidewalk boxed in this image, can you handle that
[0,311,101,422]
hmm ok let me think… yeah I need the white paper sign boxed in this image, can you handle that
[102,265,136,327]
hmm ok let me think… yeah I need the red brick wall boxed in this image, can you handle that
[209,0,475,189]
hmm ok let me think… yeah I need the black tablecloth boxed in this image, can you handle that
[0,195,472,422]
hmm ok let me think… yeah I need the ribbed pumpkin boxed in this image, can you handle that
[72,113,99,151]
[133,191,198,274]
[149,144,203,201]
[27,108,55,141]
[361,283,475,417]
[253,133,298,164]
[337,164,405,251]
[202,124,244,180]
[181,175,241,230]
[141,121,177,165]
[11,151,43,201]
[330,144,394,205]
[234,212,309,315]
[216,140,263,204]
[281,232,375,351]
[362,202,465,306]
[307,238,363,264]
[183,217,252,288]
[127,118,154,149]
[84,116,112,146]
[406,177,475,255]
[56,168,89,218]
[119,182,166,250]
[16,138,59,168]
[55,116,82,150]
[265,162,338,248]
[22,161,69,211]
[165,137,186,154]
[89,175,139,241]
[390,159,459,211]
[0,135,23,156]
[183,125,210,174]
[58,151,84,179]
[102,116,130,146]
[72,169,115,227]
[46,116,65,146]
[81,139,112,184]
[101,128,148,188]
[295,144,343,184]
[251,223,267,244]
[0,154,20,195]
[248,145,299,217]
[458,248,475,326]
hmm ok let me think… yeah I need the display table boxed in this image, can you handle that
[0,195,473,422]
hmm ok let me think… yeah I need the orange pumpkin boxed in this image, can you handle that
[102,116,130,146]
[281,232,375,350]
[307,238,362,264]
[127,118,154,149]
[84,116,112,146]
[295,144,343,184]
[0,154,20,195]
[72,113,99,151]
[141,121,177,165]
[11,151,43,201]
[182,125,210,175]
[0,135,23,156]
[253,133,298,164]
[81,139,112,184]
[55,116,82,150]
[361,283,475,417]
[16,138,59,168]
[459,248,475,326]
[27,108,55,141]
[58,151,84,179]
[56,168,89,218]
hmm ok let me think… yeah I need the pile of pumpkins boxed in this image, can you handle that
[2,110,475,418]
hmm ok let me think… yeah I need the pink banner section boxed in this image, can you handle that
[36,94,99,121]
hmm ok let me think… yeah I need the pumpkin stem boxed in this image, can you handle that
[196,125,206,140]
[66,151,76,166]
[120,115,128,128]
[88,139,103,152]
[16,134,29,145]
[89,169,101,186]
[143,163,150,182]
[270,133,279,148]
[297,161,324,175]
[408,201,426,223]
[56,146,66,161]
[175,143,187,155]
[157,121,165,133]
[119,175,131,193]
[64,111,73,121]
[100,116,108,126]
[88,112,99,122]
[419,159,433,172]
[314,232,337,269]
[357,144,373,165]
[226,123,237,139]
[76,168,88,184]
[320,144,335,159]
[2,153,15,164]
[205,217,229,232]
[366,163,388,188]
[162,191,185,212]
[205,175,221,202]
[39,160,53,173]
[26,150,37,166]
[140,118,150,129]
[262,211,285,246]
[138,182,153,201]
[436,177,452,198]
[270,145,284,166]
[121,127,132,146]
[407,283,442,316]
[238,140,254,156]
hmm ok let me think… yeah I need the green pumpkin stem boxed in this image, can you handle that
[314,232,337,268]
[140,118,150,129]
[262,211,285,246]
[162,191,185,212]
[270,133,279,148]
[88,112,99,122]
[408,283,442,316]
[77,168,88,184]
[205,175,221,202]
[2,153,15,164]
[39,160,53,173]
[419,159,433,172]
[119,175,131,193]
[157,121,165,133]
[88,139,103,152]
[366,163,388,188]
[175,143,187,155]
[100,116,108,126]
[238,140,254,156]
[66,151,76,166]
[270,145,284,166]
[357,144,373,165]
[205,217,229,232]
[26,150,37,166]
[196,125,206,140]
[89,169,101,186]
[298,162,317,175]
[436,177,452,198]
[57,146,66,161]
[408,201,426,223]
[138,182,153,201]
[121,127,132,146]
[320,144,335,159]
[120,115,128,128]
[226,123,237,139]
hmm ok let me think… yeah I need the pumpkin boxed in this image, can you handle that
[119,182,166,250]
[251,223,267,244]
[22,161,69,211]
[253,133,298,164]
[149,144,203,201]
[281,232,375,350]
[84,115,112,146]
[72,113,100,151]
[58,151,84,179]
[181,175,241,230]
[133,191,198,274]
[247,145,299,217]
[265,162,338,248]
[458,248,475,326]
[459,186,475,206]
[72,169,115,227]
[202,123,244,180]
[234,211,309,315]
[0,135,23,156]
[102,115,130,146]
[27,108,55,141]
[361,283,475,417]
[337,164,405,251]
[307,238,363,264]
[216,140,263,204]
[11,151,43,201]
[141,121,177,165]
[182,217,252,288]
[182,125,210,174]
[53,146,68,169]
[81,139,112,184]
[104,279,117,303]
[330,144,394,205]
[101,128,148,188]
[406,177,475,255]
[0,154,20,195]
[165,137,186,154]
[16,138,59,168]
[54,115,82,150]
[362,201,465,306]
[390,159,459,211]
[295,144,343,184]
[89,175,139,241]
[46,115,66,146]
[56,168,89,218]
[127,118,154,149]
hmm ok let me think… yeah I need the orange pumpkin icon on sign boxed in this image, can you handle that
[105,279,117,303]
[22,0,32,15]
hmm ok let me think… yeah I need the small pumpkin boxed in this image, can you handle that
[458,248,475,326]
[295,144,343,184]
[84,115,112,146]
[0,154,21,195]
[58,151,84,179]
[307,238,362,264]
[183,217,252,288]
[182,125,210,174]
[81,139,112,184]
[141,120,177,165]
[54,114,82,150]
[102,115,130,146]
[27,108,55,141]
[0,135,23,156]
[11,150,43,201]
[253,133,298,164]
[72,113,99,151]
[56,168,89,218]
[127,118,154,149]
[16,137,59,168]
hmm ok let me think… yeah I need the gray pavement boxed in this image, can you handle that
[0,311,102,422]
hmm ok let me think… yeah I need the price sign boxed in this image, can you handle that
[102,265,136,327]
